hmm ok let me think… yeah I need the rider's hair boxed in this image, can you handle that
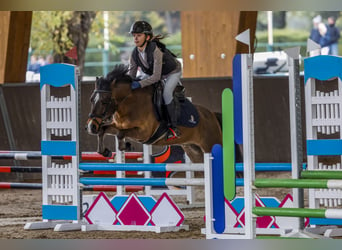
[150,34,168,42]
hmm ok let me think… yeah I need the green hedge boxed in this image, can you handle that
[256,28,342,56]
[255,29,309,56]
[256,29,310,43]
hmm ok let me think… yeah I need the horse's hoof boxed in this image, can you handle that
[125,142,132,151]
[100,148,112,158]
[118,143,129,151]
[118,142,132,151]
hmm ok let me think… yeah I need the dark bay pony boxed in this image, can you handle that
[86,64,222,163]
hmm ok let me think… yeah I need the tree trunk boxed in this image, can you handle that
[67,11,97,77]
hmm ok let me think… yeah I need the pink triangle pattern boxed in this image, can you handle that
[225,193,310,229]
[116,193,152,226]
[149,192,184,226]
[84,192,118,225]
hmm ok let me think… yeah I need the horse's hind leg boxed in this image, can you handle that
[181,144,204,163]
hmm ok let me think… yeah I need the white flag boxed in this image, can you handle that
[284,46,300,60]
[235,29,250,46]
[306,38,321,53]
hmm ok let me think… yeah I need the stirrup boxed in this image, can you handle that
[166,127,180,141]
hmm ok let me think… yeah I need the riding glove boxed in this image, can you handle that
[131,81,141,89]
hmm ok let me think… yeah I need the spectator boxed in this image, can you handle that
[27,55,41,73]
[38,55,46,66]
[326,16,340,55]
[45,54,54,65]
[318,22,330,55]
[309,15,323,44]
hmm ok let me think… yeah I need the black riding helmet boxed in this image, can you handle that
[129,21,153,36]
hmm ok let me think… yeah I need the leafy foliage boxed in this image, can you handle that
[30,11,74,56]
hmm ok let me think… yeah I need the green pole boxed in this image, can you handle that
[301,170,342,179]
[254,178,328,188]
[253,207,326,218]
[222,88,235,200]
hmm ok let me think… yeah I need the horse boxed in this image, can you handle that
[86,64,223,163]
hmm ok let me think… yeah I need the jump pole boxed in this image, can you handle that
[253,207,342,219]
[0,182,143,192]
[80,177,204,186]
[79,162,204,172]
[0,151,143,160]
[255,178,342,189]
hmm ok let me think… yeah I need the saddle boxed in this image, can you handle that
[153,81,199,127]
[142,81,200,144]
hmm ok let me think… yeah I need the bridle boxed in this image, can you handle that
[88,89,117,127]
[88,77,134,130]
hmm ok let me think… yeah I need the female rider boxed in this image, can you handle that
[128,20,182,141]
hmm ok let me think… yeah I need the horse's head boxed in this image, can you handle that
[86,76,116,134]
[85,64,132,135]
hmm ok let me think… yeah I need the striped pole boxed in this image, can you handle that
[301,170,342,179]
[0,182,143,192]
[80,177,204,186]
[0,151,143,160]
[254,178,342,189]
[253,207,342,219]
[83,185,143,192]
[0,166,43,173]
[0,166,140,176]
[0,182,42,189]
[235,162,307,172]
[0,163,309,174]
[1,163,308,174]
[79,163,204,172]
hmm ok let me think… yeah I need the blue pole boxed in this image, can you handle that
[80,163,167,172]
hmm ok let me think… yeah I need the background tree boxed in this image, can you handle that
[66,11,97,75]
[30,11,96,77]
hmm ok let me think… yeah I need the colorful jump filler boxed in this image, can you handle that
[204,32,342,239]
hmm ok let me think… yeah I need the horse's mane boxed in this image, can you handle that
[105,64,132,84]
[96,64,132,91]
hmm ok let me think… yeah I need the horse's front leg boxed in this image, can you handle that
[116,127,143,151]
[96,126,117,157]
[96,130,111,157]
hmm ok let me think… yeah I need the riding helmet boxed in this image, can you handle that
[129,21,153,36]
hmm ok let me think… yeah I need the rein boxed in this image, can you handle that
[88,87,133,126]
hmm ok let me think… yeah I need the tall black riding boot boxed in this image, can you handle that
[166,101,181,141]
